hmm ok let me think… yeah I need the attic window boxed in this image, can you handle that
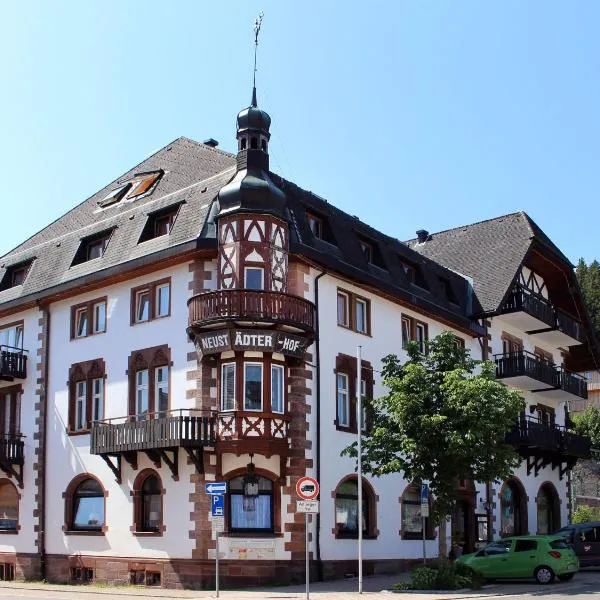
[71,229,114,266]
[0,260,33,291]
[357,236,386,270]
[439,278,458,304]
[401,262,416,283]
[138,203,183,243]
[128,171,163,200]
[97,183,132,208]
[359,240,373,263]
[307,212,323,238]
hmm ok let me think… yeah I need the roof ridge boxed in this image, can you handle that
[178,136,236,159]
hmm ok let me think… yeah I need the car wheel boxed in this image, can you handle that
[558,574,574,582]
[534,566,555,584]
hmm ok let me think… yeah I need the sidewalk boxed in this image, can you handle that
[0,574,516,600]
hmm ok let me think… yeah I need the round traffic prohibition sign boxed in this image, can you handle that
[296,476,319,500]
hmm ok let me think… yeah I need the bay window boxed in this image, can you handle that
[271,364,284,413]
[221,363,236,411]
[244,363,263,411]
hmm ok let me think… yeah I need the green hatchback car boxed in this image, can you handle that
[457,535,579,584]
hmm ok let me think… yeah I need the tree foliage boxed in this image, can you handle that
[572,504,600,524]
[343,331,524,524]
[576,258,600,341]
[573,405,600,448]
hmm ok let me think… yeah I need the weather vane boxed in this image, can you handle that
[252,11,264,106]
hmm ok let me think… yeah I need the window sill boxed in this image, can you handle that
[335,534,378,541]
[0,529,18,535]
[221,532,283,538]
[63,530,106,536]
[132,531,163,537]
[401,532,437,541]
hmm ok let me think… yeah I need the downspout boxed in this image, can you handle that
[313,270,327,580]
[39,304,50,580]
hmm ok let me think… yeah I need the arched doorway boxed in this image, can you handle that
[453,480,477,554]
[536,482,560,534]
[500,478,528,536]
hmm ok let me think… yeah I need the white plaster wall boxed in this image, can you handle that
[0,308,41,554]
[313,272,480,562]
[45,262,197,557]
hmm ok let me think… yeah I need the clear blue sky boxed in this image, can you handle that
[2,1,599,264]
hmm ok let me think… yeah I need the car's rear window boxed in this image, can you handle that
[550,539,571,550]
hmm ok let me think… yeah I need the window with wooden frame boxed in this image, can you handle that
[0,261,33,291]
[97,183,132,208]
[534,347,554,364]
[70,297,107,340]
[400,483,435,540]
[132,470,164,536]
[0,480,20,532]
[0,386,21,439]
[401,315,428,353]
[71,229,114,266]
[138,202,183,243]
[357,236,386,269]
[334,353,374,433]
[359,240,373,263]
[128,171,163,200]
[67,359,105,434]
[128,345,171,420]
[501,333,523,355]
[217,355,286,414]
[336,288,371,335]
[534,404,555,427]
[307,212,323,238]
[244,266,264,291]
[130,278,171,324]
[333,476,378,539]
[400,261,416,283]
[63,475,107,534]
[304,207,336,244]
[453,336,465,349]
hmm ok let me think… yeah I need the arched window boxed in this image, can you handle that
[250,137,258,150]
[0,480,19,531]
[500,478,527,536]
[334,476,377,539]
[240,137,247,151]
[229,474,274,533]
[66,476,106,532]
[261,139,267,152]
[537,482,560,534]
[133,470,163,534]
[400,484,434,540]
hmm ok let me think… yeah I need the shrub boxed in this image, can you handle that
[396,560,483,590]
[572,504,600,524]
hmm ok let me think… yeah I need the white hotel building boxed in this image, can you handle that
[0,89,595,587]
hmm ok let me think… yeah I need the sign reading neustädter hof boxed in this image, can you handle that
[196,328,309,359]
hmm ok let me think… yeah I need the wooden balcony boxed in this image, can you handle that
[0,435,24,488]
[91,410,215,482]
[215,410,291,458]
[562,430,591,459]
[506,417,562,453]
[532,309,584,348]
[495,351,558,391]
[188,289,316,335]
[0,346,27,381]
[500,284,555,331]
[535,368,588,402]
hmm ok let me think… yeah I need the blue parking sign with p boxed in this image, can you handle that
[420,483,429,503]
[211,493,224,517]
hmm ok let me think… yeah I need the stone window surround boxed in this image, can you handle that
[67,359,106,435]
[62,473,108,536]
[130,469,166,537]
[69,296,107,340]
[336,287,371,336]
[127,345,172,418]
[0,478,21,535]
[333,353,373,434]
[130,277,171,325]
[331,474,379,540]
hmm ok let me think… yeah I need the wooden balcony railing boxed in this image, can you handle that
[559,369,588,400]
[502,284,555,327]
[562,430,591,458]
[0,346,27,380]
[506,416,562,451]
[188,289,316,333]
[0,435,24,466]
[494,351,558,388]
[90,410,215,455]
[216,410,291,442]
[556,310,584,343]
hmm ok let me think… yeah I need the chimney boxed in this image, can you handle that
[416,229,429,243]
[203,138,219,148]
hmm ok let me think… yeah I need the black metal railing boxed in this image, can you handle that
[556,310,584,343]
[506,416,562,450]
[494,351,558,388]
[0,346,27,380]
[90,409,215,455]
[559,369,588,400]
[502,284,555,327]
[562,430,592,458]
[0,434,24,466]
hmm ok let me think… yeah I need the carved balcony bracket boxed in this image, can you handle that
[185,447,205,474]
[100,454,122,484]
[156,448,179,481]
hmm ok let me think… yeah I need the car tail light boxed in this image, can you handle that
[548,551,561,559]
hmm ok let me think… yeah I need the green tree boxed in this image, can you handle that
[573,405,600,448]
[343,331,525,525]
[576,258,600,341]
[572,504,600,524]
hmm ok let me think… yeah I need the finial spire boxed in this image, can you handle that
[252,11,264,107]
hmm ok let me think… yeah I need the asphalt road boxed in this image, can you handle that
[0,570,597,600]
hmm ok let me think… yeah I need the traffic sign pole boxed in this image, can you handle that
[305,512,309,600]
[356,345,363,595]
[216,530,220,598]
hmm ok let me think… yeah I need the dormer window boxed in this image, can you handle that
[0,260,34,291]
[71,229,114,267]
[307,212,323,238]
[401,262,416,283]
[439,277,458,304]
[138,203,183,243]
[97,183,132,208]
[359,240,373,263]
[128,171,163,200]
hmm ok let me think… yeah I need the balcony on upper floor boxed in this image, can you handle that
[0,346,27,381]
[494,351,587,400]
[90,409,215,482]
[214,410,291,458]
[506,416,562,454]
[0,434,24,488]
[561,429,592,459]
[187,289,316,336]
[499,285,583,348]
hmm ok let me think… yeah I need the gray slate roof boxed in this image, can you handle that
[405,211,567,314]
[0,138,236,307]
